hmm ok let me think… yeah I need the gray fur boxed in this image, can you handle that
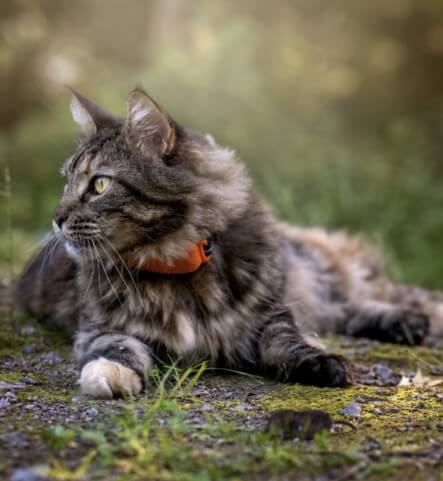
[15,89,443,397]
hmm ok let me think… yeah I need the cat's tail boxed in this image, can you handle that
[14,236,79,336]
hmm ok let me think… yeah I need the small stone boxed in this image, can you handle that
[20,326,37,336]
[339,402,362,418]
[412,392,426,399]
[354,395,385,404]
[0,398,11,409]
[367,438,381,450]
[83,407,99,418]
[231,404,253,412]
[70,396,82,403]
[40,352,63,365]
[201,403,215,411]
[0,381,27,391]
[22,345,36,355]
[22,376,38,386]
[429,365,443,376]
[370,364,392,380]
[375,389,390,396]
[2,432,29,449]
[10,467,45,481]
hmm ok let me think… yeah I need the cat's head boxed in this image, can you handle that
[54,89,250,264]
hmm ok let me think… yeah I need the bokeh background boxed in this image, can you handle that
[1,0,443,287]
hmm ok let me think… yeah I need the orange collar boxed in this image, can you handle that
[129,239,213,275]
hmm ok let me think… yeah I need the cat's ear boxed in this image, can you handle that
[126,90,176,156]
[69,88,122,135]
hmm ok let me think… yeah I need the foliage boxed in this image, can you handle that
[1,1,443,288]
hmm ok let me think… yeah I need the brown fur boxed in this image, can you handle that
[15,89,442,398]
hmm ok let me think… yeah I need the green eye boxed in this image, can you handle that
[93,176,111,195]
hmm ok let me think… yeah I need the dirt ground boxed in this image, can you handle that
[1,287,442,481]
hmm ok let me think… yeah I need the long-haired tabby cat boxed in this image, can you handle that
[15,89,443,398]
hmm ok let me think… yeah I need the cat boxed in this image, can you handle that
[15,88,443,398]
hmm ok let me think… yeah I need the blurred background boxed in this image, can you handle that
[1,0,443,287]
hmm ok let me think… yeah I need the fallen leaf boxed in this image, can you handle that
[398,369,443,388]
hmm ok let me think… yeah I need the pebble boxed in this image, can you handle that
[9,467,45,481]
[370,364,392,380]
[339,402,362,418]
[0,381,27,391]
[354,396,385,404]
[231,404,253,412]
[0,398,11,409]
[83,407,99,418]
[40,352,63,365]
[375,389,390,396]
[2,432,29,449]
[367,438,381,450]
[22,377,38,386]
[22,345,37,355]
[20,326,37,336]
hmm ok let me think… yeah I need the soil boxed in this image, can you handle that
[1,286,442,481]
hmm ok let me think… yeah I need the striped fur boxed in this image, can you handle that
[15,90,442,398]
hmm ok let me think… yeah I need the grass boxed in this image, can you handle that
[39,365,443,481]
[38,367,344,481]
[0,313,442,481]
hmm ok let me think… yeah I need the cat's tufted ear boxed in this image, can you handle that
[126,90,176,157]
[69,88,123,135]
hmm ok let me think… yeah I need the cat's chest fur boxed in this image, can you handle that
[82,266,256,364]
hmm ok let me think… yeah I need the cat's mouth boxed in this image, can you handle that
[53,219,102,244]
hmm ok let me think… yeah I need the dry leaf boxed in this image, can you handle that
[398,368,443,388]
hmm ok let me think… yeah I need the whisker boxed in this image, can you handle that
[82,239,95,302]
[95,237,136,308]
[91,238,122,306]
[19,233,56,278]
[98,235,146,313]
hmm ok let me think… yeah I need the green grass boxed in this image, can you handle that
[38,367,345,481]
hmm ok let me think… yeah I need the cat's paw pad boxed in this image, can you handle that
[79,358,142,399]
[382,310,430,345]
[291,353,352,388]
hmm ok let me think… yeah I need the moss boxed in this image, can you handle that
[0,371,22,383]
[1,314,442,481]
[261,383,443,456]
[326,337,443,371]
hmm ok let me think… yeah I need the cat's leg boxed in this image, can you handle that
[74,330,153,399]
[339,300,429,345]
[259,309,352,387]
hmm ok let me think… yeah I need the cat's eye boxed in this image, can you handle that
[93,176,111,195]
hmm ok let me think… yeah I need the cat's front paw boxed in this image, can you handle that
[288,353,352,388]
[79,358,142,399]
